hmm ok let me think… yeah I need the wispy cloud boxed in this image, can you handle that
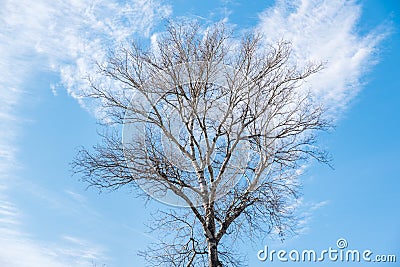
[1,0,171,104]
[50,0,172,101]
[0,83,105,265]
[57,0,387,118]
[294,199,330,235]
[65,190,87,204]
[0,199,20,226]
[0,0,389,264]
[254,0,387,237]
[257,0,387,114]
[0,0,171,265]
[0,88,20,184]
[0,222,107,267]
[0,188,108,266]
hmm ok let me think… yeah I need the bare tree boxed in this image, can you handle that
[72,21,330,267]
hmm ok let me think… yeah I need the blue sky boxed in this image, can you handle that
[0,0,399,266]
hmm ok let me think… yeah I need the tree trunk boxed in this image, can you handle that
[207,238,222,267]
[206,203,222,267]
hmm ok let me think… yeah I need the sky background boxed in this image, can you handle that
[0,0,399,266]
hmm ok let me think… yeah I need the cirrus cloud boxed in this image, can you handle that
[0,0,171,266]
[257,0,387,114]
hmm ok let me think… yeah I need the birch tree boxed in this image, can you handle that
[72,21,330,267]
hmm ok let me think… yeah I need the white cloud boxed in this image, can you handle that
[0,229,107,267]
[0,0,171,265]
[65,190,87,204]
[294,199,329,235]
[54,0,387,119]
[0,189,108,267]
[257,0,387,114]
[254,0,387,235]
[1,0,171,104]
[0,200,20,226]
[0,0,389,263]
